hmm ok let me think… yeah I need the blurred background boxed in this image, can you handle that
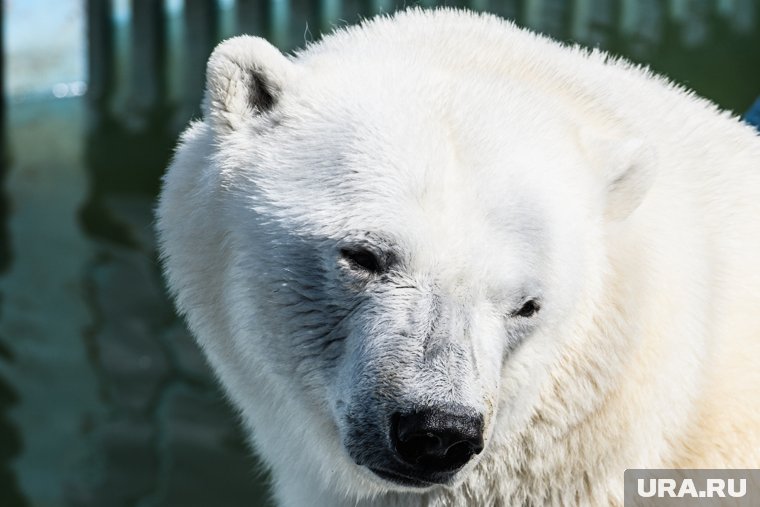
[0,1,758,506]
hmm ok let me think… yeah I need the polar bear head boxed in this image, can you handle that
[157,24,653,497]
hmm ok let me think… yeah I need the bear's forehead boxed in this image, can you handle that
[281,61,575,172]
[295,59,551,126]
[267,69,580,223]
[263,90,553,223]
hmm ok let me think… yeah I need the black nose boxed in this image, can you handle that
[391,408,484,474]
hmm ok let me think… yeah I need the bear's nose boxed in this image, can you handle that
[391,408,484,474]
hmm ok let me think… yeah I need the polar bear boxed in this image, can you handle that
[155,8,760,507]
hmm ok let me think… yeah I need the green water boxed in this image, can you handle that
[0,2,758,506]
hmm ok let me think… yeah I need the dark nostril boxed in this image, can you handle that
[391,408,484,473]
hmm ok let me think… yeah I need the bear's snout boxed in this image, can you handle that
[393,408,484,470]
[366,406,484,487]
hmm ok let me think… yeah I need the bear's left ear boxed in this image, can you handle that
[203,35,296,133]
[580,131,656,221]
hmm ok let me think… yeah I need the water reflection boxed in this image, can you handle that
[0,1,758,506]
[1,5,30,506]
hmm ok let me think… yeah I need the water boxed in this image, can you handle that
[0,1,758,506]
[4,0,85,98]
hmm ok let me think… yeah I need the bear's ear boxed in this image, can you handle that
[203,36,295,133]
[580,131,656,221]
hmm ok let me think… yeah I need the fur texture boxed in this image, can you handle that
[156,8,760,507]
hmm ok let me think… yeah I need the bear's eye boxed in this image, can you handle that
[513,299,540,318]
[340,247,382,274]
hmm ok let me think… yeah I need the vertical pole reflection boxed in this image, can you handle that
[0,3,29,505]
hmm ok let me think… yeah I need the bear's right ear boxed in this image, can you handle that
[579,129,656,222]
[203,36,295,133]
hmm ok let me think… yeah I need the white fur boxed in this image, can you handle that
[156,8,760,507]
